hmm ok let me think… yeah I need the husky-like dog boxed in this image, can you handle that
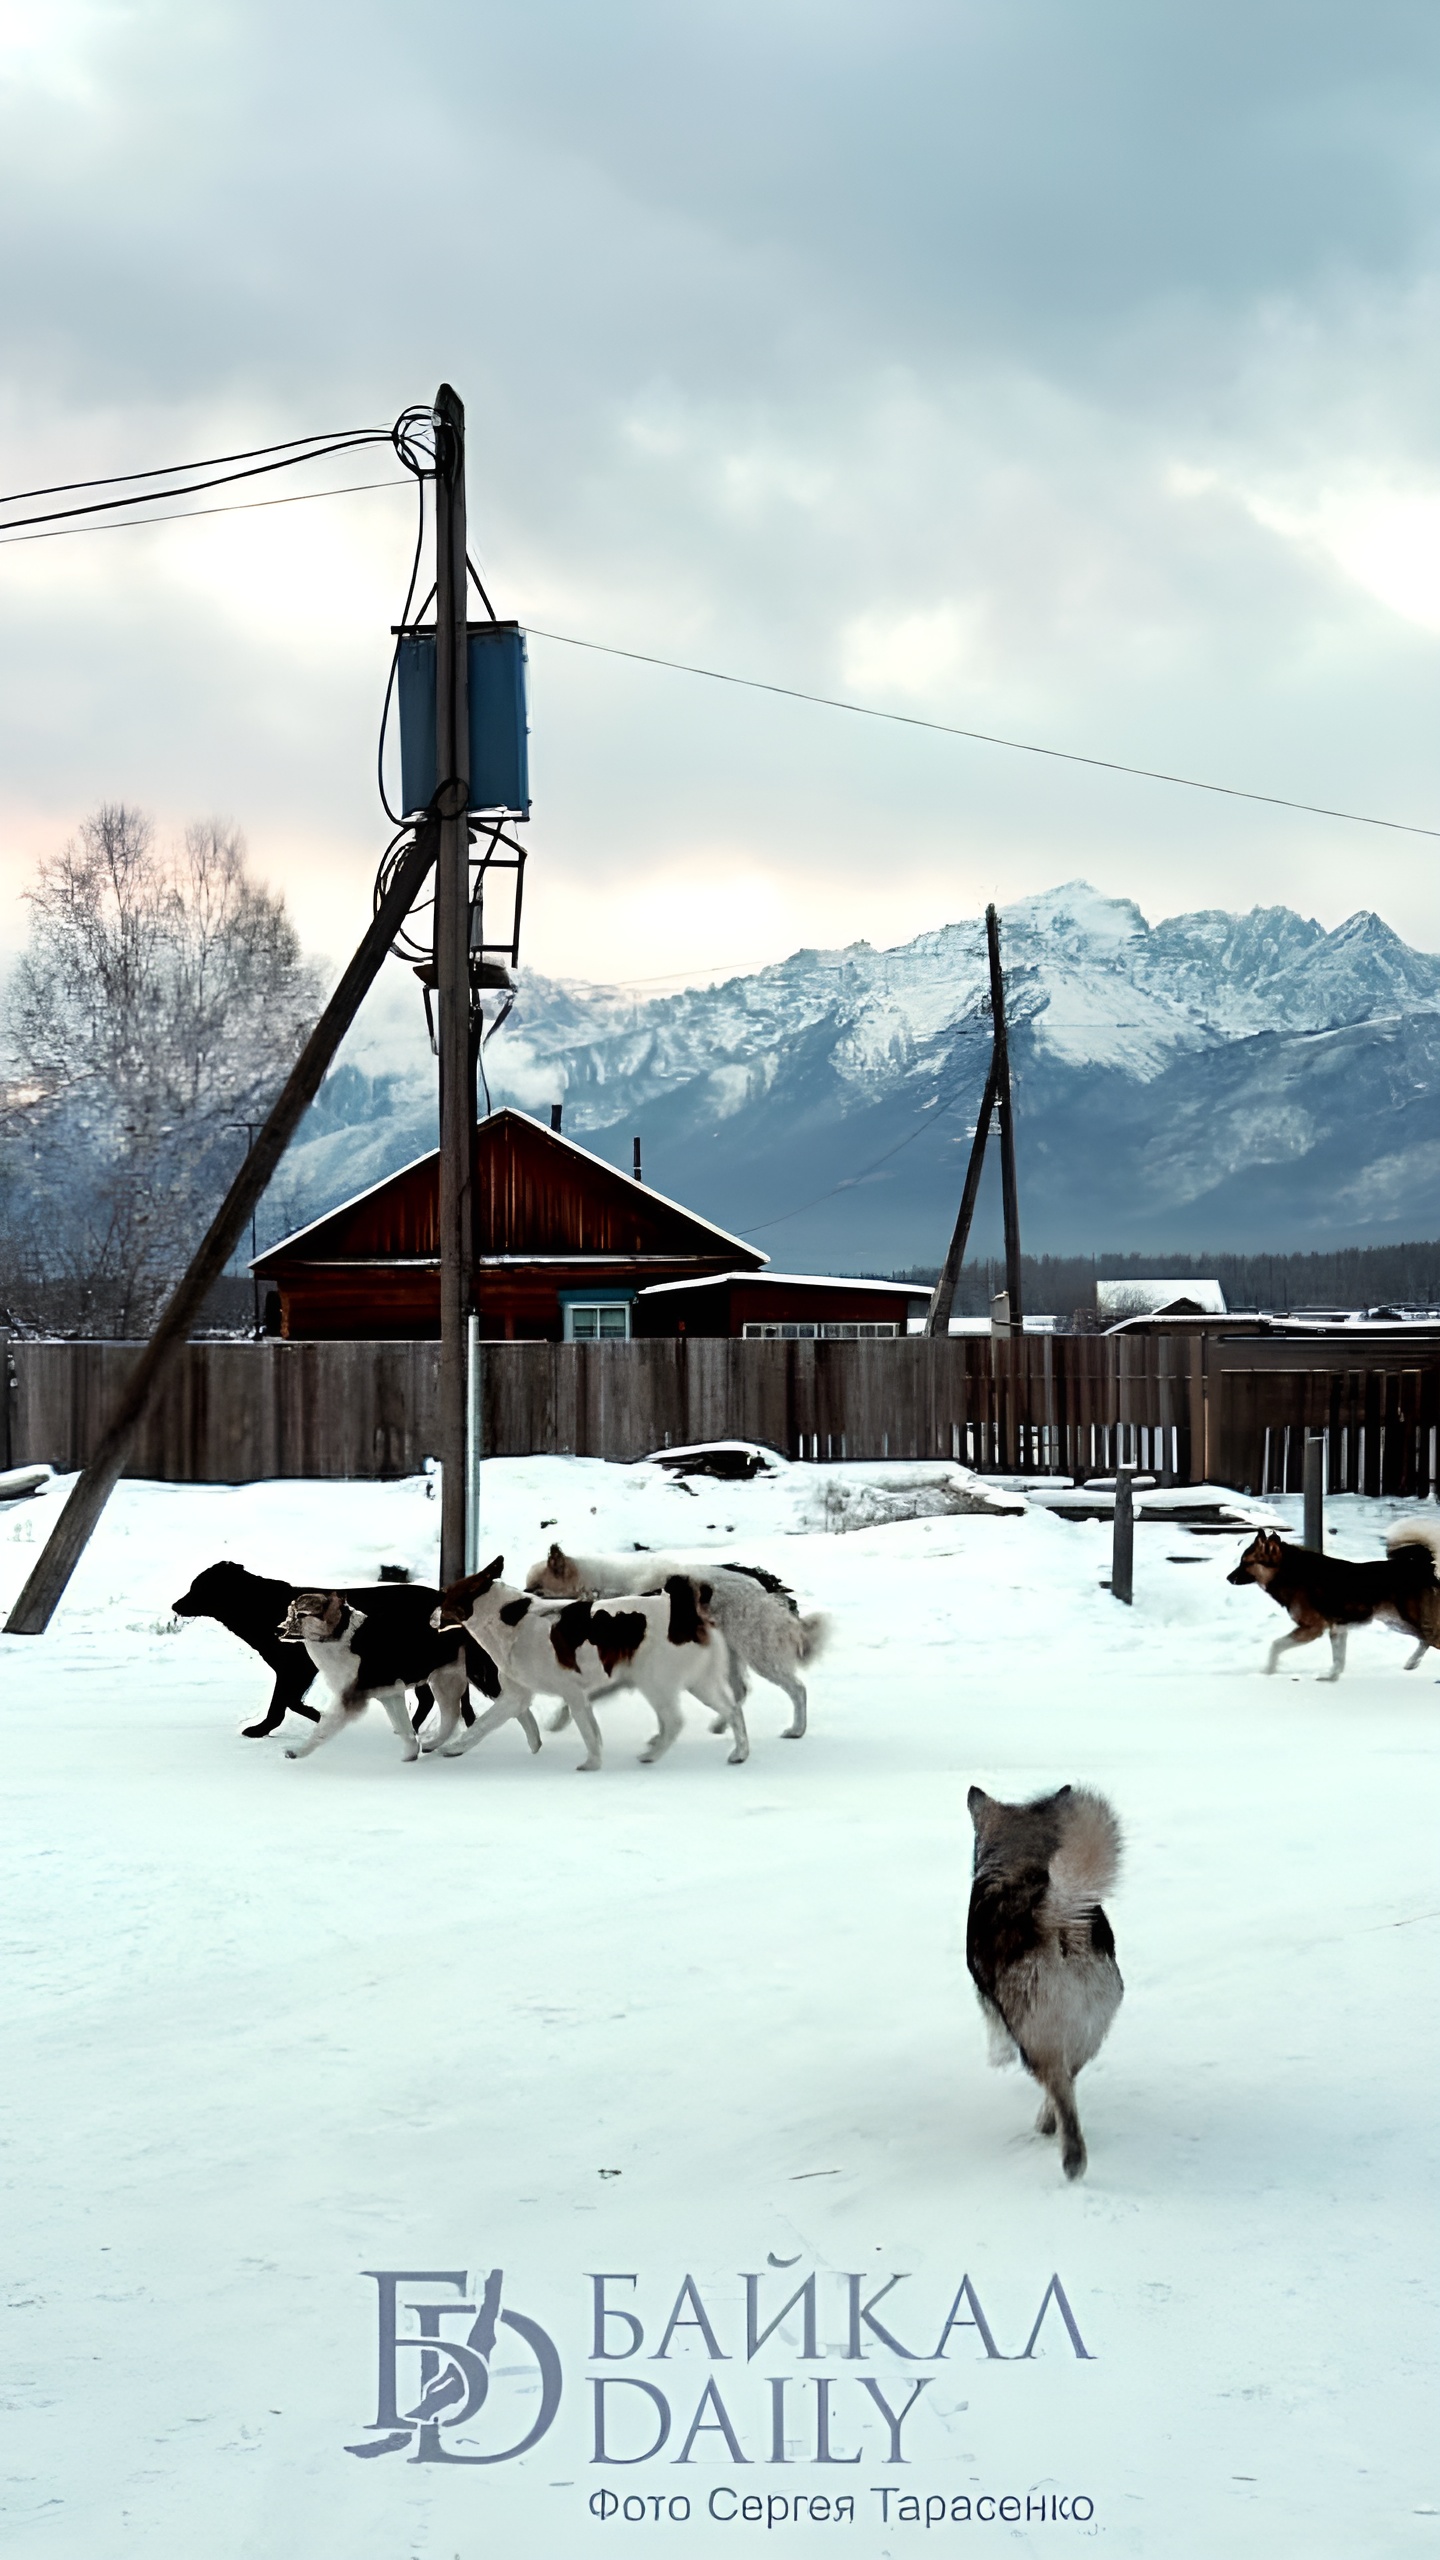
[966,1784,1123,2182]
[525,1543,828,1739]
[276,1591,496,1763]
[1227,1522,1440,1679]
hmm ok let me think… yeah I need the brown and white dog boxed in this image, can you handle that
[436,1558,745,1769]
[276,1589,488,1762]
[966,1784,1123,2182]
[1227,1523,1440,1680]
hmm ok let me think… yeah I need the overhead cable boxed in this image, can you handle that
[0,477,410,548]
[0,424,392,509]
[528,628,1440,842]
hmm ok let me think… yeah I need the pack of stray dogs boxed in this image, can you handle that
[171,1543,828,1773]
[173,1507,1440,2187]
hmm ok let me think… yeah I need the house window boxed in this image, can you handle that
[567,1301,631,1340]
[742,1320,896,1340]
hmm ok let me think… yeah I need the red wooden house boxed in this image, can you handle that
[254,1107,766,1341]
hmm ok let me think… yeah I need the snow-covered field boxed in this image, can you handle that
[2,1459,1437,2558]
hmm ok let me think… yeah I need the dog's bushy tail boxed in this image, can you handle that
[797,1612,830,1665]
[1387,1521,1440,1579]
[1042,1790,1121,1933]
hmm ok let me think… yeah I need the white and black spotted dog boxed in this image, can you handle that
[276,1589,512,1763]
[436,1558,745,1769]
[525,1543,828,1739]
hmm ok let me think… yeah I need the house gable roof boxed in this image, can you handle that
[255,1107,767,1272]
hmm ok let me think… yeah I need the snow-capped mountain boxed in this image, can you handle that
[274,882,1440,1265]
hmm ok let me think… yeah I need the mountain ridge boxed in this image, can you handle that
[270,882,1440,1266]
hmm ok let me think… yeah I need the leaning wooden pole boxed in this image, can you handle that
[4,819,440,1635]
[432,382,473,1589]
[986,901,1024,1332]
[924,1053,999,1338]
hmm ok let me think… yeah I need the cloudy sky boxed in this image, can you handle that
[2,0,1439,998]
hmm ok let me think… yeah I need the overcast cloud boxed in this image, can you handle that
[2,0,1439,994]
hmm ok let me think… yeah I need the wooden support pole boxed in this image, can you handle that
[986,902,1024,1333]
[924,1054,999,1337]
[4,819,440,1634]
[433,382,473,1588]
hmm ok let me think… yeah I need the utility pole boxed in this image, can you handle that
[986,902,1024,1334]
[433,382,473,1588]
[923,1057,998,1338]
[924,904,1024,1338]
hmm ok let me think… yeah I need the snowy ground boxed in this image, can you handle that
[1,1458,1437,2559]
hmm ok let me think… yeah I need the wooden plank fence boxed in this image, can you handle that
[4,1331,1437,1496]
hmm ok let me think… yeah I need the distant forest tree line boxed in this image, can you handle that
[892,1245,1440,1320]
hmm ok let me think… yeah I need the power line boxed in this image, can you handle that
[740,1053,986,1235]
[528,627,1440,843]
[0,476,409,548]
[0,431,395,535]
[0,425,391,510]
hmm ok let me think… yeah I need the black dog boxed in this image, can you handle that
[172,1561,497,1736]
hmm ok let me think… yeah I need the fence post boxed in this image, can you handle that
[1303,1431,1325,1551]
[1110,1468,1134,1604]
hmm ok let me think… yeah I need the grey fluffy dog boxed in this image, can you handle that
[526,1543,828,1738]
[966,1784,1124,2181]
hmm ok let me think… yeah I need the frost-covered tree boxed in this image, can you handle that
[0,804,323,1335]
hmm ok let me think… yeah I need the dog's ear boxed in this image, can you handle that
[1054,1782,1073,1800]
[442,1561,502,1610]
[548,1541,566,1569]
[322,1592,344,1634]
[966,1785,988,1822]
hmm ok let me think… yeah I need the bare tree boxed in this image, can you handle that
[0,805,324,1335]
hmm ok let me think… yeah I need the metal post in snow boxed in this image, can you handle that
[1110,1467,1134,1605]
[1303,1431,1325,1551]
[465,1309,481,1573]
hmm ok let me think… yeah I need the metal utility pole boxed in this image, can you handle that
[432,382,473,1588]
[986,903,1024,1334]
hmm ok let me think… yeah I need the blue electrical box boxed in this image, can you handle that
[396,621,530,819]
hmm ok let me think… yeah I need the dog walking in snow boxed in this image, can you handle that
[276,1590,510,1763]
[437,1558,745,1769]
[1227,1521,1440,1679]
[525,1543,828,1739]
[966,1784,1123,2182]
[173,1561,459,1737]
